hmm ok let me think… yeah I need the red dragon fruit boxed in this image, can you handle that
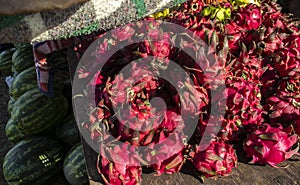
[98,156,142,185]
[261,0,299,34]
[234,3,262,30]
[197,114,240,143]
[225,78,263,127]
[192,140,237,177]
[227,46,264,81]
[276,77,300,102]
[107,63,164,134]
[199,77,263,142]
[111,25,136,42]
[171,77,209,117]
[260,63,279,101]
[243,124,299,167]
[143,124,187,175]
[274,48,300,78]
[145,109,188,174]
[223,21,243,55]
[265,70,300,125]
[265,95,300,125]
[151,148,186,175]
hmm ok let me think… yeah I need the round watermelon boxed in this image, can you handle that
[7,97,15,115]
[12,44,34,73]
[0,48,16,72]
[10,66,37,99]
[5,118,27,144]
[63,143,89,185]
[12,88,68,135]
[3,137,65,185]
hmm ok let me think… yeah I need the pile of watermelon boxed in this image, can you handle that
[0,45,89,185]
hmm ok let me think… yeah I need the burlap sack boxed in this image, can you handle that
[0,0,88,15]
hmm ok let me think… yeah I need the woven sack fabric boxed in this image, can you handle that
[0,0,186,43]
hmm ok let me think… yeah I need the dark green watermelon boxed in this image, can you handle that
[12,44,34,73]
[56,114,81,147]
[63,143,89,185]
[11,66,19,77]
[7,97,15,115]
[0,48,16,72]
[12,88,68,135]
[10,66,36,99]
[3,137,65,185]
[5,118,27,144]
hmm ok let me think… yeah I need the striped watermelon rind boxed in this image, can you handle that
[10,66,37,99]
[55,114,81,147]
[0,48,16,72]
[3,137,65,185]
[12,88,68,135]
[11,66,19,77]
[5,118,27,144]
[63,143,89,185]
[7,97,15,115]
[12,45,34,73]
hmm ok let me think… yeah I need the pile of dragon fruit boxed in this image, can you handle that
[76,0,300,184]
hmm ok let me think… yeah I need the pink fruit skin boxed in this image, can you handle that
[98,157,142,185]
[235,4,262,30]
[192,141,237,177]
[243,124,299,167]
